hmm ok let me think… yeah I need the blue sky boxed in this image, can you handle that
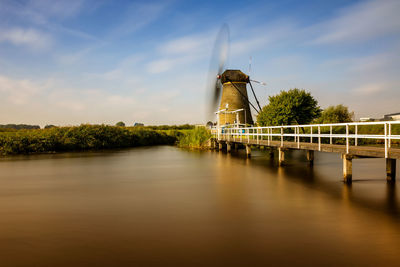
[0,0,399,126]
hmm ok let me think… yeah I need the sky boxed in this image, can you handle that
[0,0,399,126]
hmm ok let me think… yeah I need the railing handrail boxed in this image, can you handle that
[211,121,400,158]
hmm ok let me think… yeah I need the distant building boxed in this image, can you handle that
[360,117,376,122]
[384,112,400,121]
[134,123,144,127]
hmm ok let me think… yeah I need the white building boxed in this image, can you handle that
[384,112,400,121]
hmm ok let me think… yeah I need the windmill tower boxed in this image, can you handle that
[207,25,264,126]
[218,69,253,126]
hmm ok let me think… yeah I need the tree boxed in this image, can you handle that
[116,121,125,127]
[257,88,321,126]
[315,105,353,124]
[44,125,56,129]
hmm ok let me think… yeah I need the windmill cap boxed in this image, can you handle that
[220,70,249,84]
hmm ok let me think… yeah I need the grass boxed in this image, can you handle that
[177,127,211,149]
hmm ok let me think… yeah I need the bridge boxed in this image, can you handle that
[211,121,400,183]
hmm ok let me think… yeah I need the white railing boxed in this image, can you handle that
[211,121,400,158]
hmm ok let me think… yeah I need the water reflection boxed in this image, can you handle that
[0,146,399,266]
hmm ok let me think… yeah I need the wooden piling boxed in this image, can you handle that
[343,154,352,183]
[306,150,314,166]
[245,144,251,158]
[278,147,285,166]
[386,158,396,182]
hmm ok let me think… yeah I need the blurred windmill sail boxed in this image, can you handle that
[206,24,229,118]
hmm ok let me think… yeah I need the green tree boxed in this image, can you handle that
[116,121,125,127]
[257,88,321,126]
[315,105,354,124]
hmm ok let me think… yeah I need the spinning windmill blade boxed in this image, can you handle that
[206,24,229,118]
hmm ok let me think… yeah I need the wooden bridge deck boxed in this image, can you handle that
[218,137,400,159]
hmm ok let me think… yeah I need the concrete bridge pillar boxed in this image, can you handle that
[342,154,353,183]
[306,150,314,166]
[278,148,285,166]
[386,158,396,182]
[245,144,251,158]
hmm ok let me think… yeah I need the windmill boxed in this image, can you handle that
[207,24,265,127]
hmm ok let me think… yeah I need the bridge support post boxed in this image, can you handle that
[342,154,352,183]
[234,143,239,151]
[278,148,285,166]
[306,150,314,166]
[386,158,396,182]
[218,142,223,151]
[245,144,251,158]
[227,143,232,153]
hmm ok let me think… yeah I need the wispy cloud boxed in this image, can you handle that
[0,27,52,49]
[109,2,168,38]
[0,0,85,24]
[146,32,214,73]
[311,0,400,44]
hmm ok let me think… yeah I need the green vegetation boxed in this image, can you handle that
[0,124,177,156]
[314,105,354,124]
[177,127,211,149]
[116,121,126,127]
[257,88,321,126]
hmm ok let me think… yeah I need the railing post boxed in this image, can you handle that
[385,123,388,158]
[247,128,250,143]
[297,126,300,149]
[281,127,283,147]
[388,123,391,149]
[310,126,313,143]
[346,124,349,154]
[355,125,358,146]
[330,125,332,145]
[318,125,321,151]
[257,128,259,144]
[268,128,270,146]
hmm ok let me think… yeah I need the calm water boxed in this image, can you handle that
[0,146,399,266]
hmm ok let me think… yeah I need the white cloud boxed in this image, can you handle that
[146,32,214,74]
[0,27,52,49]
[312,0,400,44]
[352,82,388,95]
[160,33,213,55]
[0,75,45,105]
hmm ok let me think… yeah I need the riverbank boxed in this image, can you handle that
[0,125,178,155]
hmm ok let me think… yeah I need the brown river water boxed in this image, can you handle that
[0,146,399,266]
